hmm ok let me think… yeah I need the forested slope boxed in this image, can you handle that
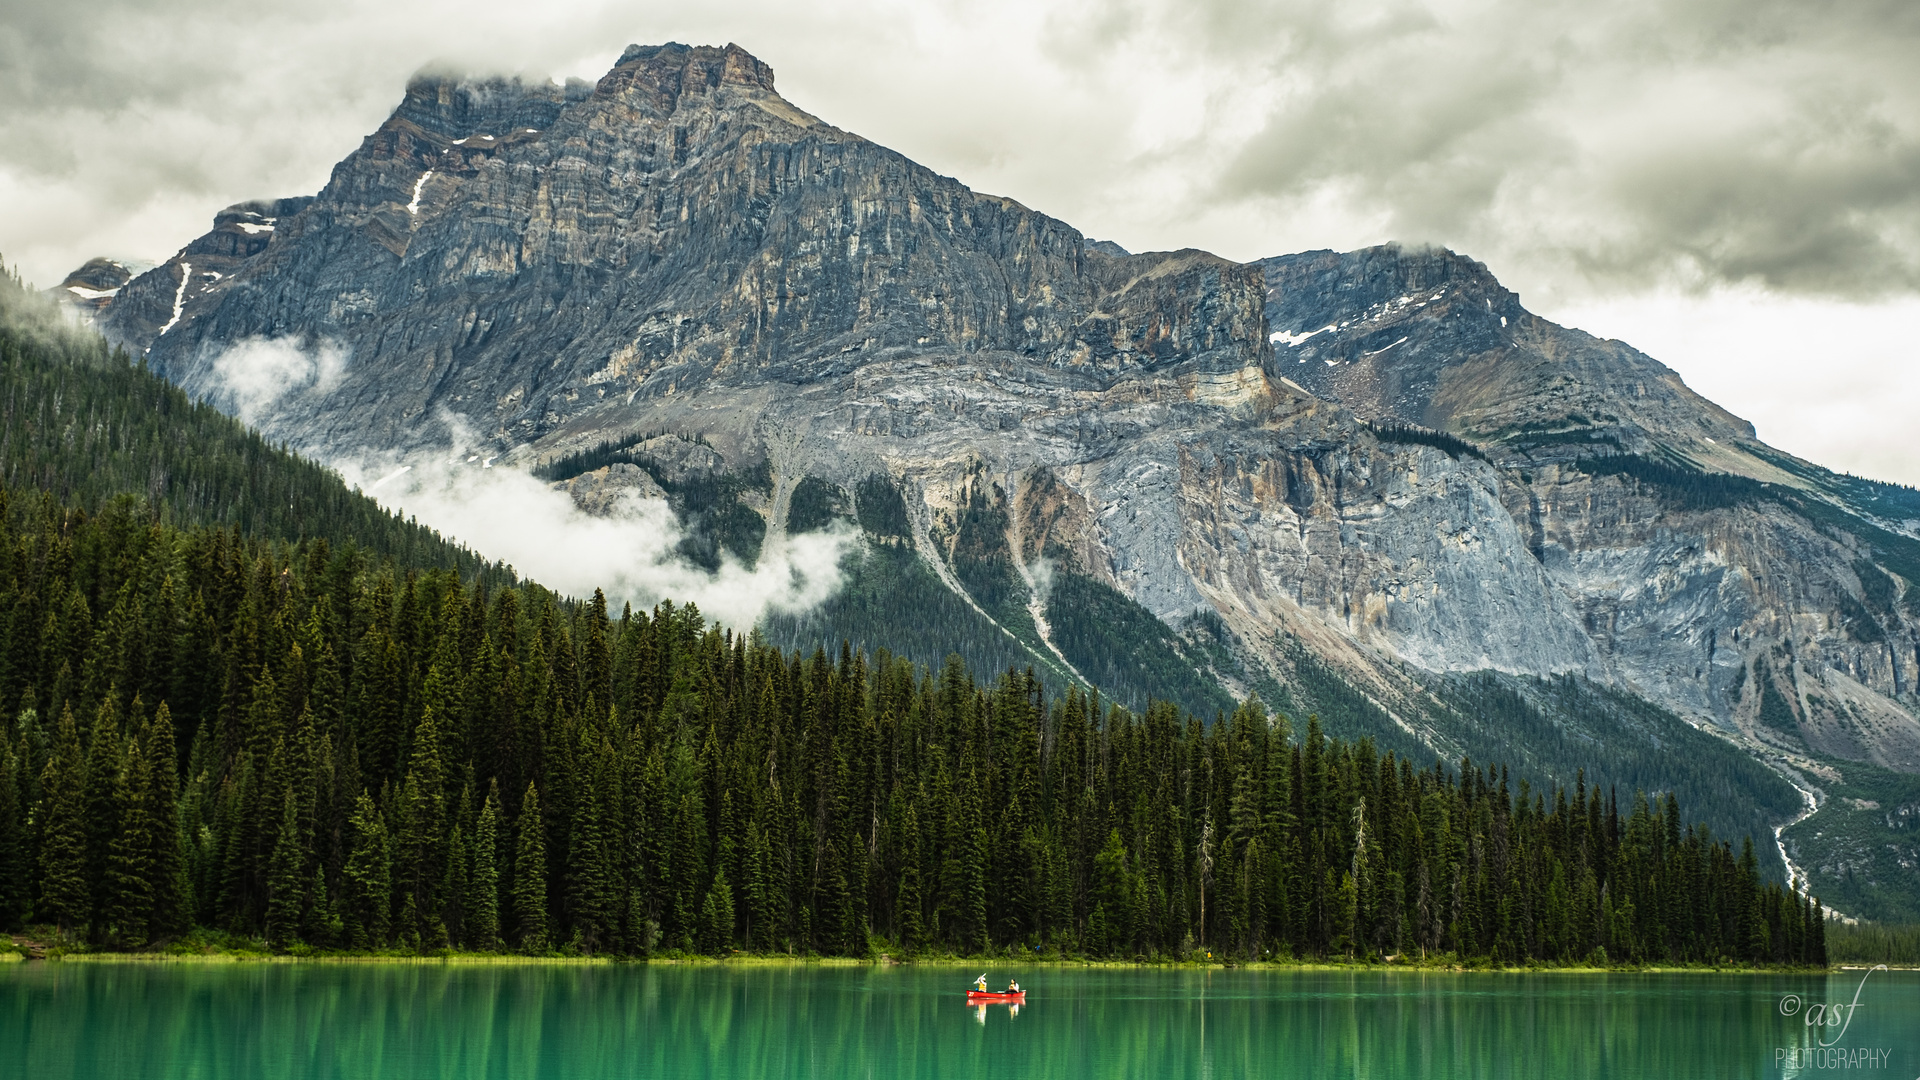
[0,492,1826,964]
[0,267,505,581]
[0,258,1830,964]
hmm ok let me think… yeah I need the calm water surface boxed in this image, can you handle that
[1,962,1914,1079]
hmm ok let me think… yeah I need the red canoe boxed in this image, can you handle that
[966,990,1026,1003]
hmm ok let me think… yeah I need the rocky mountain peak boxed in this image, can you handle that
[88,42,1269,456]
[1266,244,1520,334]
[394,72,586,140]
[1262,243,1756,464]
[50,256,132,315]
[604,42,779,100]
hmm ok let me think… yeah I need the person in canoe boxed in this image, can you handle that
[974,974,989,992]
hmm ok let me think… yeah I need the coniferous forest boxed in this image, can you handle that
[0,266,1829,967]
[0,490,1828,965]
[0,266,505,582]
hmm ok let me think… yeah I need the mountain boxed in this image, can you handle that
[66,42,1920,919]
[0,267,505,579]
[49,258,133,317]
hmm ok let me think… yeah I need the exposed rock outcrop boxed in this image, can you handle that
[550,462,666,516]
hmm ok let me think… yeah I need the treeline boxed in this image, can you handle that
[1826,921,1920,965]
[0,488,1826,965]
[1573,454,1770,512]
[1369,423,1489,464]
[0,267,507,583]
[529,430,656,483]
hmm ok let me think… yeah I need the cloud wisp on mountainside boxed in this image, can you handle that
[204,335,348,426]
[336,452,858,630]
[190,334,859,626]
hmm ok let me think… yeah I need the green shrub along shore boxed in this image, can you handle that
[0,490,1829,970]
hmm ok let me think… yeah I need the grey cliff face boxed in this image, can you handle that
[1262,246,1920,772]
[73,44,1920,806]
[105,42,1264,462]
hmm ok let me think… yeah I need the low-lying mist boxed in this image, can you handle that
[334,452,857,631]
[192,331,862,630]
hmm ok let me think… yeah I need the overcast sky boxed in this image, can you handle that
[3,0,1917,485]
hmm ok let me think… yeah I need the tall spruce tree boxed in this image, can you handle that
[700,865,735,955]
[0,743,24,929]
[467,785,502,950]
[265,788,308,947]
[514,782,549,952]
[36,706,89,936]
[398,709,448,945]
[342,792,391,949]
[100,743,154,944]
[145,703,188,938]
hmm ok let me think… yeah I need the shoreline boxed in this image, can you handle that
[2,948,1873,973]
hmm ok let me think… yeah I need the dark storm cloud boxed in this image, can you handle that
[1175,0,1920,296]
[2,0,1917,301]
[0,0,651,283]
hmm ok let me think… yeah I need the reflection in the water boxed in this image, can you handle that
[0,964,1912,1079]
[973,1000,1021,1024]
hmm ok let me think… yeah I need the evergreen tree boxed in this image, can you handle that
[467,785,502,950]
[100,742,154,944]
[342,792,391,949]
[1092,828,1130,956]
[566,773,614,952]
[700,865,735,955]
[513,782,549,952]
[265,788,308,947]
[0,742,24,929]
[144,703,188,938]
[82,700,125,932]
[36,706,89,936]
[397,709,448,944]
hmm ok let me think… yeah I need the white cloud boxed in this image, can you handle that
[333,449,858,632]
[204,336,347,425]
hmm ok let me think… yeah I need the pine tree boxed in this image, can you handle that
[0,743,24,929]
[566,773,614,953]
[83,699,125,933]
[144,703,188,938]
[466,785,502,950]
[397,709,448,944]
[265,788,308,948]
[747,817,784,952]
[896,859,924,955]
[342,792,391,949]
[513,782,549,953]
[100,743,154,944]
[36,706,89,937]
[700,865,735,955]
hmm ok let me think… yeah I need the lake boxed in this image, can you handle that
[1,962,1913,1078]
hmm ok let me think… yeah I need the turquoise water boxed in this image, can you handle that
[1,962,1914,1078]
